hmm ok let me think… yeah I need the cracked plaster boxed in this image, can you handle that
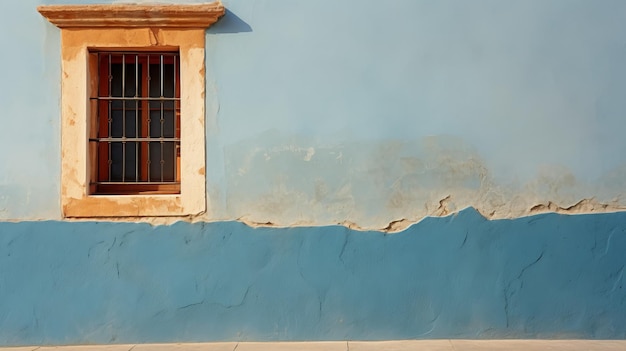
[0,209,624,344]
[221,134,626,232]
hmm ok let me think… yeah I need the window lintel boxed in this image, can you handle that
[38,2,225,29]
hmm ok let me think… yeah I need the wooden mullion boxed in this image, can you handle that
[98,54,110,182]
[175,56,181,182]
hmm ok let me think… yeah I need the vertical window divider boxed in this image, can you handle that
[160,55,165,183]
[173,54,178,183]
[135,54,139,182]
[121,54,127,183]
[95,53,101,191]
[107,53,112,182]
[146,54,151,182]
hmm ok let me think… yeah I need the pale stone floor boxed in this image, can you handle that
[2,340,626,351]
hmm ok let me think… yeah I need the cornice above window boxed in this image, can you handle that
[37,2,225,29]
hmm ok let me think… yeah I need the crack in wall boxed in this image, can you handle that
[50,194,626,232]
[338,233,349,266]
[382,218,413,233]
[528,198,625,215]
[460,231,469,249]
[296,239,325,322]
[503,251,545,327]
[177,299,206,311]
[434,195,452,216]
[608,266,625,295]
[234,197,626,234]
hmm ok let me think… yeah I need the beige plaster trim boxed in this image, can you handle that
[38,2,225,29]
[40,4,220,218]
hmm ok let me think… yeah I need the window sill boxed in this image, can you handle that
[64,194,184,218]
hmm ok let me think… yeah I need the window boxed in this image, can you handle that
[91,51,181,195]
[38,3,225,217]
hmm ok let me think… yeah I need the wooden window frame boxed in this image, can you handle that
[38,3,225,218]
[92,51,181,195]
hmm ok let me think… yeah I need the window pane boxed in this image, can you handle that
[95,52,179,192]
[149,63,175,98]
[149,141,176,182]
[110,63,139,97]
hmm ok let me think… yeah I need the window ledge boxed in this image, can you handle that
[38,2,225,29]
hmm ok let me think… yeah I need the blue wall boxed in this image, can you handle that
[1,209,624,345]
[2,0,626,225]
[1,0,626,344]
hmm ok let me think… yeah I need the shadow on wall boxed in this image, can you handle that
[208,9,252,34]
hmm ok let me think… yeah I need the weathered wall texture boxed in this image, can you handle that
[1,0,626,227]
[204,0,626,228]
[0,209,625,345]
[0,0,626,344]
[221,133,626,229]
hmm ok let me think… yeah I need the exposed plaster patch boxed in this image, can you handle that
[54,197,626,234]
[339,220,360,231]
[433,195,452,216]
[237,217,275,227]
[528,198,625,215]
[382,218,413,233]
[217,133,626,231]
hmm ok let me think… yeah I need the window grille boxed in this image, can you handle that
[89,51,181,195]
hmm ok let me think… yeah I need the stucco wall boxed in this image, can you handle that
[1,0,626,227]
[1,210,625,345]
[1,0,626,345]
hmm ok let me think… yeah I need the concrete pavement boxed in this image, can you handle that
[1,340,626,351]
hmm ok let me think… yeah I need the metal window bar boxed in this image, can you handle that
[122,53,126,183]
[135,54,139,183]
[146,53,151,183]
[173,54,177,181]
[89,51,180,192]
[90,97,179,101]
[160,54,165,182]
[107,53,112,182]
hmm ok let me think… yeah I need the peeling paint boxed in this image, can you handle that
[528,198,625,215]
[217,133,626,230]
